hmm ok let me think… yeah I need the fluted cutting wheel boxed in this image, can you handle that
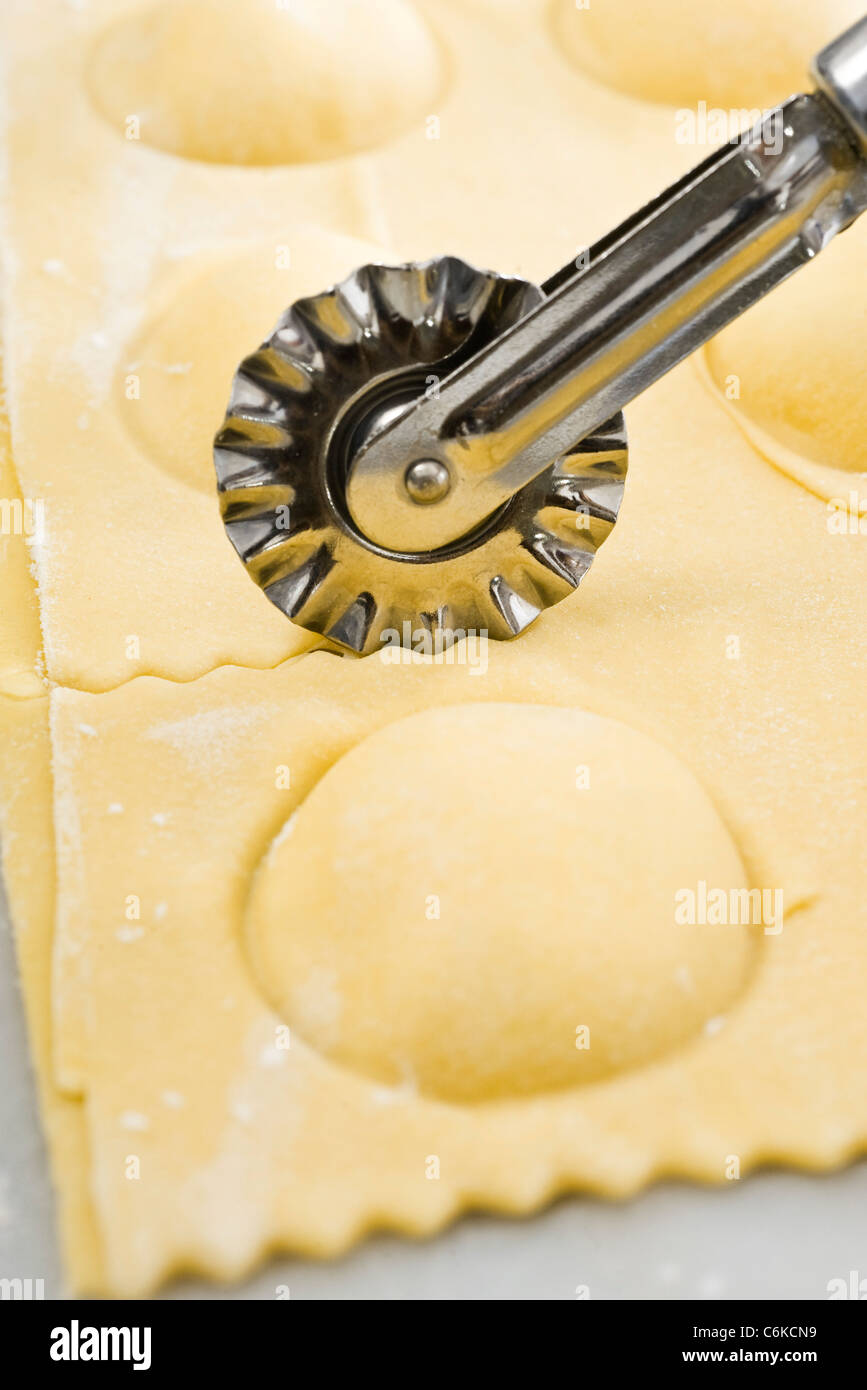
[215,256,628,655]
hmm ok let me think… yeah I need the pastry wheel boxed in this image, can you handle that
[215,17,867,655]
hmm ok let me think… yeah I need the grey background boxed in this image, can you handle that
[1,880,864,1301]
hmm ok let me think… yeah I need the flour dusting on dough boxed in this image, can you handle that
[146,704,283,776]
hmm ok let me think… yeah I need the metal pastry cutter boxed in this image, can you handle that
[215,18,867,655]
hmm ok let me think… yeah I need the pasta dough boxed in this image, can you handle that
[87,0,444,167]
[247,704,757,1102]
[0,0,865,1297]
[550,0,862,108]
[701,217,867,505]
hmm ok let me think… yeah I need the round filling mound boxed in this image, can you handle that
[88,0,445,166]
[245,703,758,1103]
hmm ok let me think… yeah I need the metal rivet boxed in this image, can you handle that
[404,458,451,505]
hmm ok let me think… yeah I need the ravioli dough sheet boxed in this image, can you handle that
[0,384,102,1289]
[0,0,695,693]
[51,361,867,1295]
[0,0,865,1296]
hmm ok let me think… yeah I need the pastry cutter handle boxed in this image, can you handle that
[346,15,867,555]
